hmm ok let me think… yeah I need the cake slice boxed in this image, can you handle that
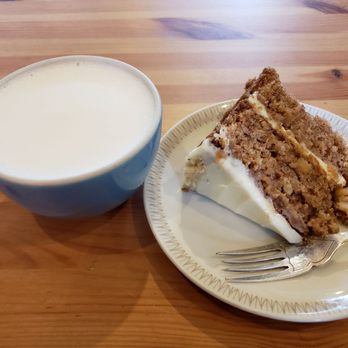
[183,68,348,243]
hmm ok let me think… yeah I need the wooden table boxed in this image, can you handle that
[1,0,348,347]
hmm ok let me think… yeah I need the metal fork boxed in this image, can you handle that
[217,231,348,282]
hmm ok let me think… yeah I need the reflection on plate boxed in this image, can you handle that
[144,100,348,322]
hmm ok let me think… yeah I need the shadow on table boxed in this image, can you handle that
[34,201,128,254]
[131,189,341,346]
[24,197,150,347]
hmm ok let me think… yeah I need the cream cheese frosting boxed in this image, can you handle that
[183,130,303,244]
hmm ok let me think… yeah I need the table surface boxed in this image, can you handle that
[1,0,348,347]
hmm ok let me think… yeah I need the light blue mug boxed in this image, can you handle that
[0,56,162,217]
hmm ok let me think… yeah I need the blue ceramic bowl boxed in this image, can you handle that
[0,56,162,217]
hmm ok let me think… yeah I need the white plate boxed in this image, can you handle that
[144,100,348,322]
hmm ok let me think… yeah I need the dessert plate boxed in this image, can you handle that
[143,100,348,322]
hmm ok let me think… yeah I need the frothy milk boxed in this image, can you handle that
[0,57,158,183]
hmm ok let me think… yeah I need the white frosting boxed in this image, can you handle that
[186,137,302,244]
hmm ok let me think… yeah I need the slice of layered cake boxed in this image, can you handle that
[183,68,348,243]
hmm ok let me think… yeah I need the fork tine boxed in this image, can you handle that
[216,242,285,256]
[225,265,312,282]
[223,259,288,272]
[222,251,285,264]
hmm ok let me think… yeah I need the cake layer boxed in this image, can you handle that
[248,93,345,188]
[225,97,339,237]
[250,68,348,183]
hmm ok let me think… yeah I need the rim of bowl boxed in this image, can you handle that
[0,55,162,187]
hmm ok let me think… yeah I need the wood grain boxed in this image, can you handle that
[0,0,348,347]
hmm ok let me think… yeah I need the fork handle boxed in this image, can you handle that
[332,231,348,244]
